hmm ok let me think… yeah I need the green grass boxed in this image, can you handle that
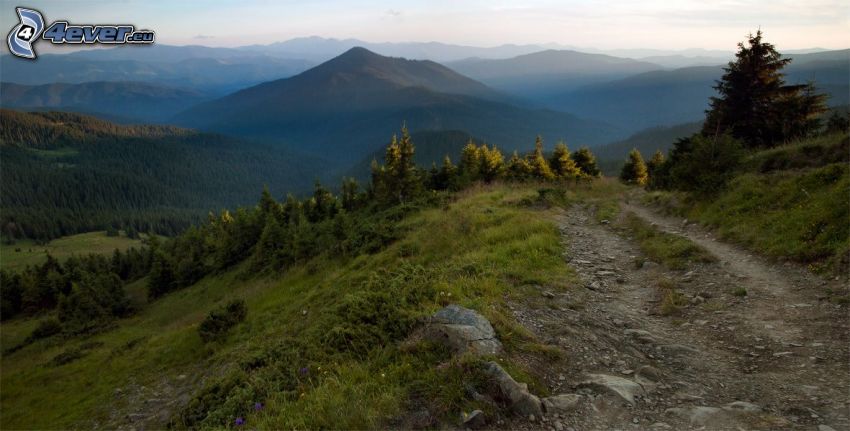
[0,231,145,271]
[0,183,578,429]
[620,212,716,270]
[687,163,849,274]
[641,134,849,276]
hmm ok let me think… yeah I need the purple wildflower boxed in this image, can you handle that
[254,402,263,411]
[299,366,309,376]
[235,417,245,426]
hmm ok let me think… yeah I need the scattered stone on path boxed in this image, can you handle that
[657,344,699,356]
[542,394,583,414]
[577,374,645,405]
[665,406,731,427]
[722,401,760,412]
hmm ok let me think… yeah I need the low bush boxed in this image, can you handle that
[198,300,248,343]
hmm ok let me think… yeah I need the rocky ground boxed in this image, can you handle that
[500,200,849,430]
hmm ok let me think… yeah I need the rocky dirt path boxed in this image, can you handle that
[506,201,849,430]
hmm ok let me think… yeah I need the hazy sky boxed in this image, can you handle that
[2,0,848,51]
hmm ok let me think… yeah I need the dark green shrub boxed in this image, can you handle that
[28,317,62,341]
[199,299,248,343]
[668,134,744,195]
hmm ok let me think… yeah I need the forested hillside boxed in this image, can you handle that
[0,110,328,240]
[1,82,211,124]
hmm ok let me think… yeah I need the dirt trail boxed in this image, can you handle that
[506,201,849,430]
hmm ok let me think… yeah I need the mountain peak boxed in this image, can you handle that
[335,46,383,62]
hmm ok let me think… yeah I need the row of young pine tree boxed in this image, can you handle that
[619,30,848,194]
[372,127,601,205]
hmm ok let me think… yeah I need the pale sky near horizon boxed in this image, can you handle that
[1,0,848,51]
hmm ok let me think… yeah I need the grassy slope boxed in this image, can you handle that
[0,231,144,271]
[0,183,578,429]
[644,133,850,275]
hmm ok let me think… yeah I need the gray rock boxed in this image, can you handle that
[577,374,645,405]
[635,365,663,383]
[483,361,543,417]
[665,406,730,426]
[542,394,583,414]
[818,425,837,431]
[658,344,699,356]
[642,260,659,269]
[624,329,657,344]
[426,305,502,355]
[462,409,487,429]
[723,401,760,412]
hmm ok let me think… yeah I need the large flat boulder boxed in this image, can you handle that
[425,305,502,355]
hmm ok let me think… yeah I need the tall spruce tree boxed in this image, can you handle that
[703,30,827,147]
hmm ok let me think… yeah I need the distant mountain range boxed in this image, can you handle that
[1,39,845,165]
[0,50,314,95]
[175,47,623,166]
[449,49,663,96]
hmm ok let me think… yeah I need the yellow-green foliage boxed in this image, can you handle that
[0,184,576,429]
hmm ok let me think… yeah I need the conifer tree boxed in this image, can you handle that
[549,141,581,179]
[528,136,555,180]
[459,139,481,182]
[646,150,666,189]
[147,250,176,299]
[306,181,337,222]
[703,30,827,147]
[572,146,601,178]
[478,144,506,183]
[507,151,532,180]
[395,124,420,202]
[620,148,649,186]
[373,125,422,204]
[281,194,303,226]
[258,186,277,215]
[340,177,362,211]
[253,215,286,270]
[437,155,459,190]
